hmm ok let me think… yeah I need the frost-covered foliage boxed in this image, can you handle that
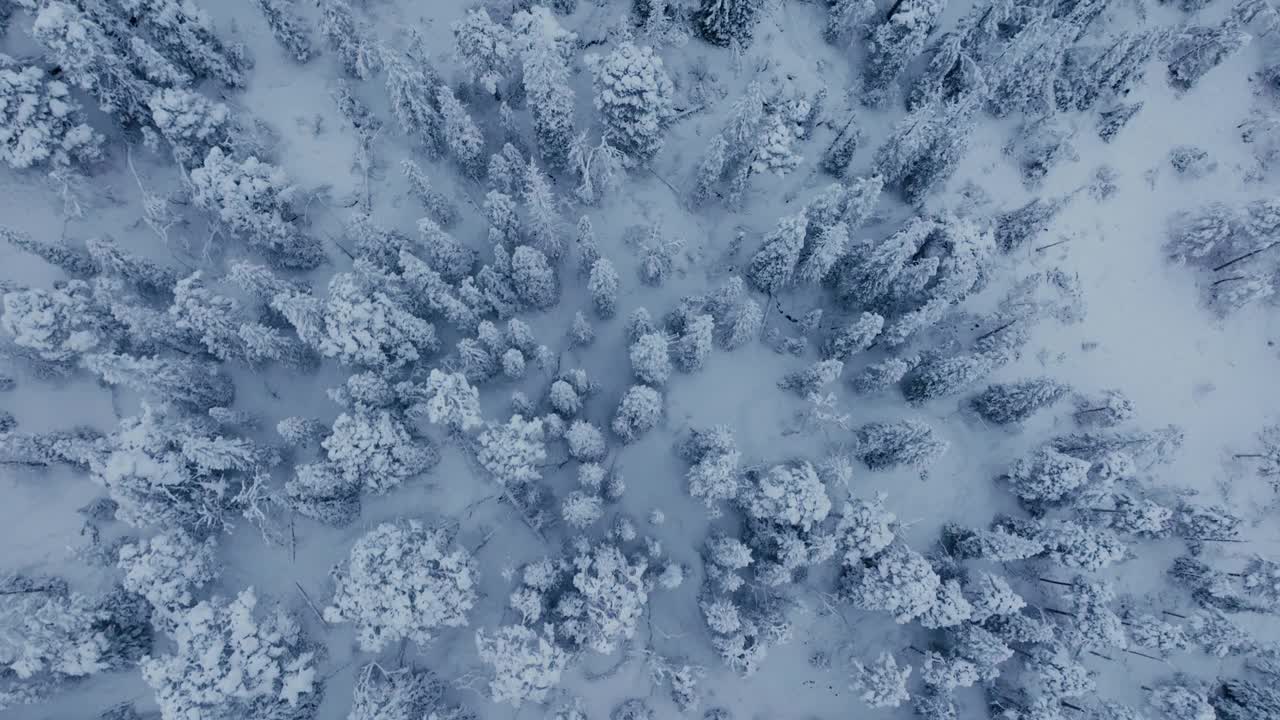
[740,462,831,532]
[140,588,318,720]
[0,578,109,685]
[840,542,940,623]
[612,384,663,442]
[325,521,478,652]
[321,407,435,494]
[0,60,102,170]
[453,8,512,97]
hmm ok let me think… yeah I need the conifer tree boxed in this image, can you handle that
[863,0,948,107]
[586,42,676,164]
[971,377,1070,425]
[696,0,767,47]
[436,85,486,177]
[748,212,808,295]
[319,0,382,79]
[515,6,577,169]
[855,419,949,469]
[452,7,514,98]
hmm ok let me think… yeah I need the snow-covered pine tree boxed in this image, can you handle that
[1165,22,1250,90]
[523,159,563,259]
[510,245,559,309]
[141,588,318,719]
[901,352,996,403]
[116,529,218,615]
[515,6,577,169]
[319,0,382,79]
[475,624,568,707]
[1004,446,1092,507]
[402,160,459,228]
[840,541,941,623]
[0,60,102,170]
[252,0,313,62]
[586,42,676,165]
[971,377,1070,425]
[748,211,808,295]
[84,352,234,411]
[383,50,444,156]
[188,148,324,269]
[613,384,663,442]
[696,0,766,47]
[452,7,514,98]
[325,521,478,652]
[863,0,948,107]
[854,419,949,469]
[436,85,485,177]
[851,652,912,708]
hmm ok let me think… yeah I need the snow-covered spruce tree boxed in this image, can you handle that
[383,51,443,156]
[854,419,949,470]
[116,529,218,615]
[453,7,513,98]
[901,352,997,403]
[835,216,934,308]
[1148,681,1216,720]
[402,160,458,228]
[148,88,231,168]
[84,352,234,412]
[1,281,116,364]
[117,0,245,87]
[589,258,620,319]
[419,369,483,432]
[0,60,102,171]
[319,0,382,79]
[630,332,672,385]
[965,571,1025,622]
[86,235,179,301]
[322,407,436,495]
[523,159,564,260]
[971,377,1070,425]
[851,652,912,708]
[826,0,878,43]
[1003,446,1092,508]
[417,217,475,283]
[477,414,548,485]
[836,494,897,565]
[675,314,714,372]
[325,521,478,653]
[840,541,941,623]
[141,588,318,720]
[188,147,323,269]
[515,6,577,169]
[863,0,947,107]
[436,85,485,178]
[89,403,274,530]
[1165,22,1250,91]
[279,271,438,370]
[695,0,766,47]
[740,462,832,534]
[510,245,559,310]
[779,359,844,396]
[0,577,110,691]
[873,93,979,203]
[612,385,663,443]
[286,462,361,527]
[2,228,97,277]
[28,1,180,125]
[557,544,650,653]
[1211,679,1280,720]
[585,42,676,165]
[748,211,807,295]
[1039,520,1128,571]
[476,624,568,707]
[823,312,884,360]
[253,0,313,62]
[681,425,743,510]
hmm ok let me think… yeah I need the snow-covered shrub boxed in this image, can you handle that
[0,61,102,170]
[476,624,567,707]
[325,521,478,652]
[116,529,218,614]
[141,588,318,720]
[586,42,675,164]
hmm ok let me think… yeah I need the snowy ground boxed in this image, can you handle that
[4,0,1280,718]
